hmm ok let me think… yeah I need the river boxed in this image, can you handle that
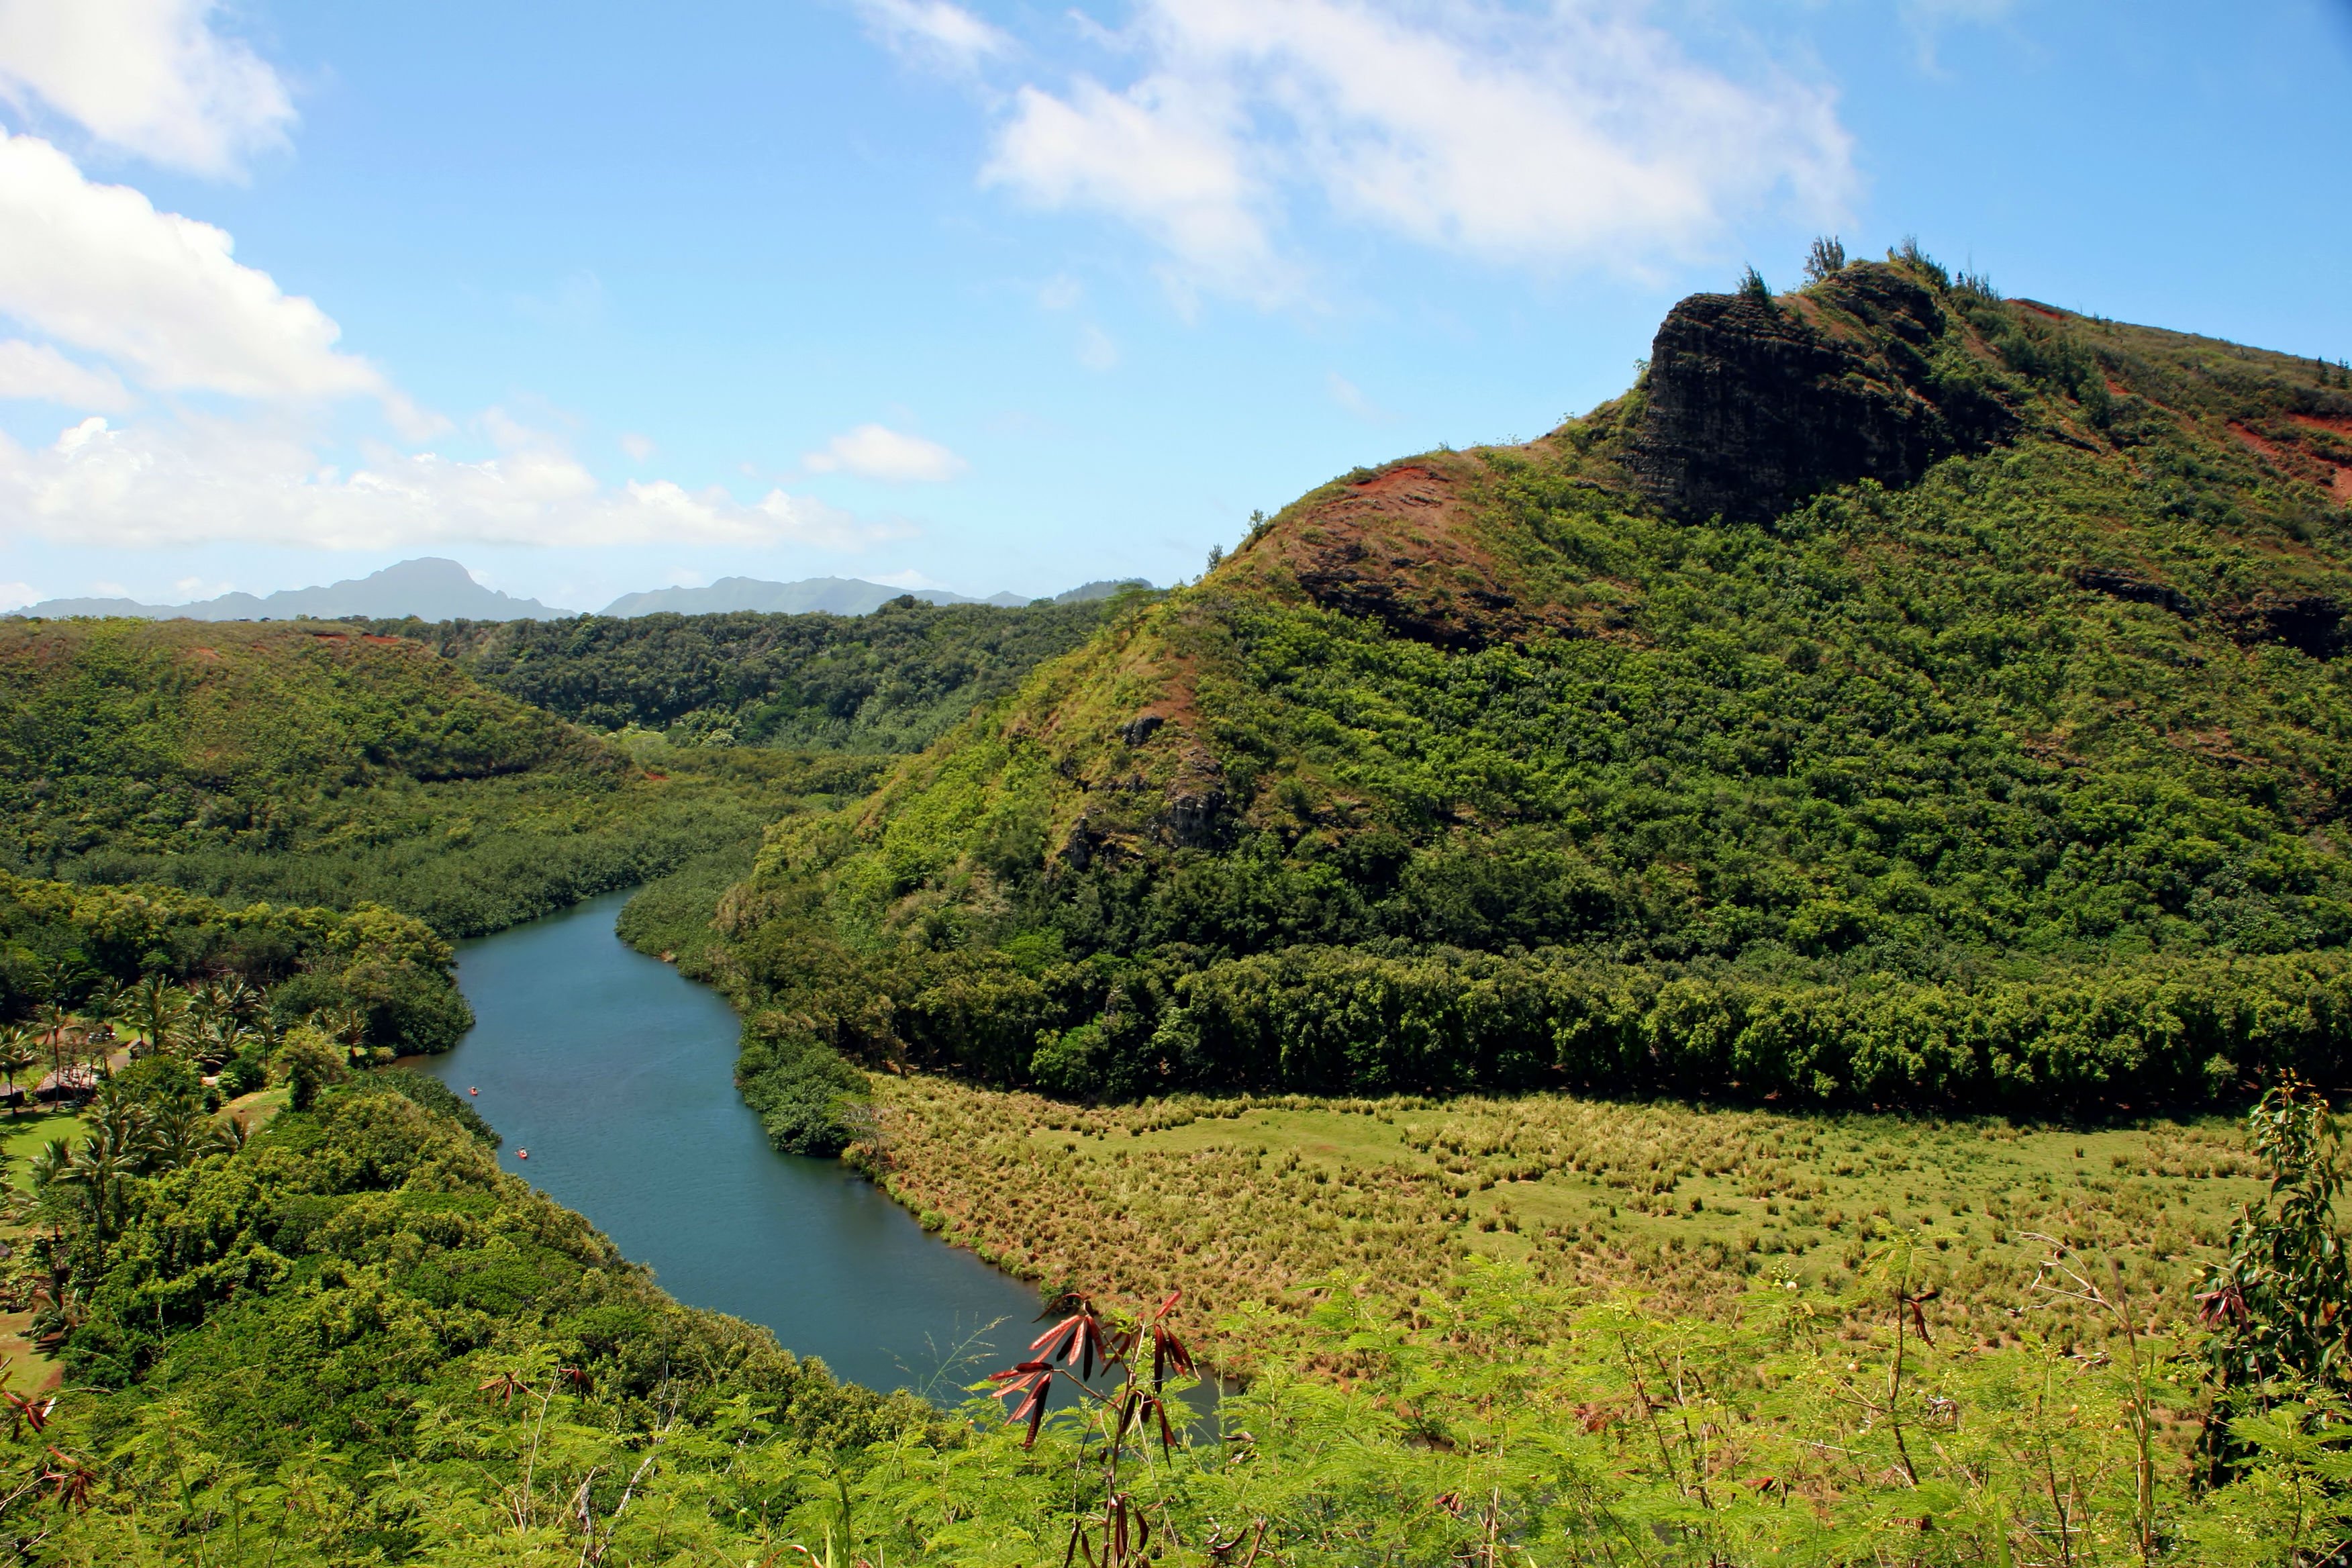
[419,889,1044,1398]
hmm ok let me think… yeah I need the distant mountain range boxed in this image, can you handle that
[598,576,1150,616]
[598,576,1024,616]
[15,558,577,622]
[12,560,1155,624]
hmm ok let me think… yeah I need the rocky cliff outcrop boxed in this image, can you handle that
[1628,262,2018,524]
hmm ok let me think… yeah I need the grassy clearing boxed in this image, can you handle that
[0,1109,83,1181]
[867,1078,2263,1361]
[0,1108,78,1393]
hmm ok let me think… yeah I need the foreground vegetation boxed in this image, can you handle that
[5,1071,2352,1563]
[712,250,2352,1138]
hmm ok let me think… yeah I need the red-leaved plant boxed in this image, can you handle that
[985,1288,1239,1567]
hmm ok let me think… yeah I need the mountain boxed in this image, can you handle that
[1053,578,1153,603]
[601,576,984,616]
[598,575,1155,616]
[712,248,2352,1128]
[15,556,575,622]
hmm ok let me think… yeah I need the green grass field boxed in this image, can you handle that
[874,1079,2267,1359]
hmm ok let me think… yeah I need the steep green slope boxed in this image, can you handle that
[376,593,1144,751]
[0,620,874,936]
[720,252,2352,1119]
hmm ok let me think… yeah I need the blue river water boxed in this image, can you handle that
[420,889,1044,1398]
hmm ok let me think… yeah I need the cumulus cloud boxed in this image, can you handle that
[0,134,428,432]
[977,0,1853,299]
[854,0,1010,74]
[1078,324,1119,371]
[0,0,295,177]
[803,423,969,482]
[0,580,35,611]
[0,338,129,409]
[0,412,913,551]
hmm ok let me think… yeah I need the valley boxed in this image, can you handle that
[4,252,2352,1561]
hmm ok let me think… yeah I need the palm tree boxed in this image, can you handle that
[312,1004,370,1065]
[140,1098,206,1175]
[0,1034,36,1116]
[124,975,189,1061]
[207,1114,250,1157]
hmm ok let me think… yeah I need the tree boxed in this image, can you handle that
[277,1027,348,1112]
[0,1029,37,1116]
[1803,234,1848,283]
[2196,1079,2352,1473]
[124,975,188,1061]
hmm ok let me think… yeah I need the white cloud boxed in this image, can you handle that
[977,0,1853,299]
[0,338,130,408]
[854,0,1010,74]
[619,432,655,462]
[987,73,1282,301]
[1038,273,1083,311]
[0,134,426,431]
[803,423,969,483]
[870,567,954,591]
[0,0,295,177]
[0,412,914,551]
[0,579,35,611]
[1078,324,1119,371]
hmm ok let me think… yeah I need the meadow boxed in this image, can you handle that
[865,1079,2266,1360]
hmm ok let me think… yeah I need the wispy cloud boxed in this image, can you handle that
[1326,371,1393,424]
[938,0,1855,303]
[0,0,295,177]
[852,0,1010,75]
[804,422,969,482]
[0,338,128,409]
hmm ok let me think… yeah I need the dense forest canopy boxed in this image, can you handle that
[711,254,2352,1123]
[375,592,1143,751]
[0,620,886,936]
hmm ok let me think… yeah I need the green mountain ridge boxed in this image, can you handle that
[712,251,2352,1126]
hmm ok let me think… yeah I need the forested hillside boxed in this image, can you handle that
[716,250,2352,1128]
[377,592,1144,751]
[0,620,875,936]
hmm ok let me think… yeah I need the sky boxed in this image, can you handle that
[0,0,2347,615]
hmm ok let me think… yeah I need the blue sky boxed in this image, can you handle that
[0,0,2347,613]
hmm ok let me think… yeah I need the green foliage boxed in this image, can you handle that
[724,264,2352,1110]
[1738,263,1772,300]
[0,870,470,1057]
[736,1012,872,1155]
[8,1077,932,1561]
[1803,234,1847,283]
[378,595,1130,750]
[0,618,877,937]
[2192,1086,2352,1420]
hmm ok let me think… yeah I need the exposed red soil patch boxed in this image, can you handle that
[1247,460,1589,652]
[360,634,403,644]
[185,646,222,663]
[2013,299,2068,321]
[307,631,349,642]
[2231,421,2351,499]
